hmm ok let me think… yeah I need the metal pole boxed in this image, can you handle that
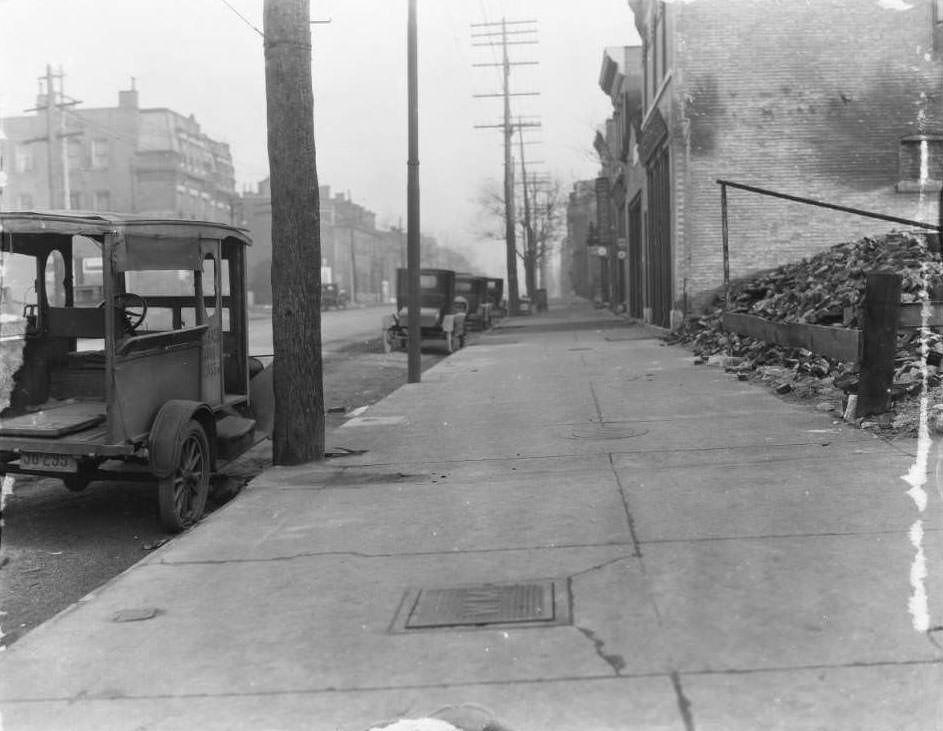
[721,183,730,309]
[716,178,942,232]
[406,0,421,383]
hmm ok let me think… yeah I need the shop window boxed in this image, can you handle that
[94,190,111,210]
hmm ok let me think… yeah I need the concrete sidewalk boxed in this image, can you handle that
[1,300,941,730]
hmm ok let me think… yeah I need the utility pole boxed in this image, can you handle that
[517,121,535,300]
[44,67,56,208]
[472,18,539,316]
[407,0,421,382]
[263,0,325,465]
[22,67,81,210]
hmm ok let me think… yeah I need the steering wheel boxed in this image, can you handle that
[99,292,148,333]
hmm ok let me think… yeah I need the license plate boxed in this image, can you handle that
[21,452,78,473]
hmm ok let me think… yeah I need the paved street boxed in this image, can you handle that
[248,303,390,355]
[1,301,939,730]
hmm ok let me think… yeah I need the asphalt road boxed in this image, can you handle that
[247,302,390,355]
[0,304,441,647]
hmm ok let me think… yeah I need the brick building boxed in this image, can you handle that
[240,182,472,305]
[241,182,399,305]
[603,0,943,328]
[0,81,236,223]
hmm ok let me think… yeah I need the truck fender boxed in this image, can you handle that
[149,400,216,478]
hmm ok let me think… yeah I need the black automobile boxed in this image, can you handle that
[321,283,349,310]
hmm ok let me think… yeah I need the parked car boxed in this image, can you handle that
[321,282,349,310]
[454,273,493,331]
[0,211,272,532]
[382,268,466,353]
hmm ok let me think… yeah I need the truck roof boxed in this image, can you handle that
[0,210,252,246]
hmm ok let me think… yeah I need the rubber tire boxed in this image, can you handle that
[63,476,90,493]
[157,420,210,533]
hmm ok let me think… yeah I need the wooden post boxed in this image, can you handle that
[264,0,325,464]
[858,272,901,417]
[721,183,730,310]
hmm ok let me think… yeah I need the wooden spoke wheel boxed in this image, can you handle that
[158,420,210,533]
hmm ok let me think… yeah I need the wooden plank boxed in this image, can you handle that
[859,273,901,417]
[721,312,860,362]
[897,301,943,329]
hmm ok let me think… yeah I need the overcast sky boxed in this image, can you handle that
[0,0,639,275]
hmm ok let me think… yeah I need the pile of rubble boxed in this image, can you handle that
[668,231,943,436]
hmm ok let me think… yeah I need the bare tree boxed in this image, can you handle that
[264,0,324,464]
[477,176,566,294]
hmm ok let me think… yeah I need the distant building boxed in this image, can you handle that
[564,180,599,300]
[0,79,236,223]
[241,182,410,305]
[597,0,943,328]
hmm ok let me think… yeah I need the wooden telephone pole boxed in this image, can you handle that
[472,18,539,315]
[263,0,325,464]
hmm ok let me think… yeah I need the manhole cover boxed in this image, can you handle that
[391,579,570,632]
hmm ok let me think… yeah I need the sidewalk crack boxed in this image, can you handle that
[671,671,696,731]
[576,625,626,676]
[608,453,642,558]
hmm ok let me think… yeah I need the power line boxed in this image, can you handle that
[218,0,264,38]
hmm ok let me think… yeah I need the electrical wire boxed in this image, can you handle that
[218,0,264,38]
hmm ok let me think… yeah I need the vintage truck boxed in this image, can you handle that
[454,273,493,331]
[382,268,466,353]
[0,211,272,532]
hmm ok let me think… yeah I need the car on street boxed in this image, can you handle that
[0,211,272,532]
[320,282,349,310]
[382,268,466,353]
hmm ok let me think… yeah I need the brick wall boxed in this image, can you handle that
[667,0,942,312]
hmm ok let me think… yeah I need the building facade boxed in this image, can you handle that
[240,182,473,305]
[0,82,236,223]
[601,0,943,328]
[564,179,599,301]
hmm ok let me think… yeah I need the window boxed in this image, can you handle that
[17,193,33,209]
[69,191,82,210]
[91,138,109,169]
[94,190,111,210]
[898,135,943,191]
[67,140,83,171]
[14,144,33,173]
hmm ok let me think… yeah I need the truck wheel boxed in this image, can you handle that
[157,420,210,533]
[63,476,90,493]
